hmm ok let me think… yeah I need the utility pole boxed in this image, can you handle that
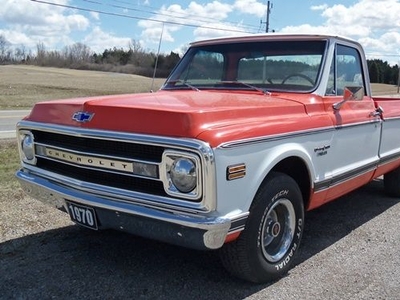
[265,1,273,33]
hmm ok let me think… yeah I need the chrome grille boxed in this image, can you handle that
[32,130,169,197]
[32,130,164,162]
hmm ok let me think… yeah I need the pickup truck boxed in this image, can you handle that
[16,34,400,283]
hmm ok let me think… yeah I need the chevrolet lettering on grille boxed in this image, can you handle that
[45,148,134,173]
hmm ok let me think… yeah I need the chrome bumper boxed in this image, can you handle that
[16,169,232,250]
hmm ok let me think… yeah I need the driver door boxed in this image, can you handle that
[323,43,381,201]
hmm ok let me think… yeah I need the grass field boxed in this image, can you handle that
[0,65,166,109]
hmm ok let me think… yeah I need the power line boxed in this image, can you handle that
[105,0,261,31]
[30,0,255,34]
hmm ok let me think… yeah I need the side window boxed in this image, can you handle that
[326,44,365,96]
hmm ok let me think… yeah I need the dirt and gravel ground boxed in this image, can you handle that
[1,65,400,299]
[1,175,399,299]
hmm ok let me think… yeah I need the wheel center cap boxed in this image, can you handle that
[271,222,281,237]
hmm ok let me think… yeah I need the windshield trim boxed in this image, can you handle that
[162,39,329,94]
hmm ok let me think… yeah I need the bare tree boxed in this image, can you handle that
[64,42,92,64]
[15,45,27,62]
[129,39,151,67]
[0,35,10,63]
[36,42,46,65]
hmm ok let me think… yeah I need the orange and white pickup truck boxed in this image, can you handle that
[16,34,400,283]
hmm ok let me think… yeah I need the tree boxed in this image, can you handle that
[368,60,380,83]
[63,42,92,65]
[0,35,10,63]
[15,45,27,62]
[36,42,46,65]
[367,59,399,84]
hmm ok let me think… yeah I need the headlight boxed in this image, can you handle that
[19,131,36,164]
[170,158,197,193]
[161,150,202,200]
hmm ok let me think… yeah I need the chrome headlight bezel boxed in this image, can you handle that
[18,130,36,165]
[161,150,202,200]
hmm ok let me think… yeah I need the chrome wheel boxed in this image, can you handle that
[261,198,296,262]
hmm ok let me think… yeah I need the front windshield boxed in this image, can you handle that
[163,40,327,93]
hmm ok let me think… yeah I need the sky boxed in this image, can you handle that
[1,0,400,65]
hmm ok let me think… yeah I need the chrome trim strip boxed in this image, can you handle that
[18,120,210,150]
[381,116,400,122]
[228,213,249,233]
[40,146,140,174]
[218,119,380,149]
[219,127,334,149]
[35,155,161,182]
[314,150,400,192]
[314,160,378,192]
[379,151,400,166]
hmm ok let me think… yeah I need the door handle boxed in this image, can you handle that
[370,106,384,118]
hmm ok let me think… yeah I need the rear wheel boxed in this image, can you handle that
[220,172,304,283]
[384,167,400,197]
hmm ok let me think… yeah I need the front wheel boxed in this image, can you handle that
[220,172,304,283]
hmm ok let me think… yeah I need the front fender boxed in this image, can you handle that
[213,141,317,216]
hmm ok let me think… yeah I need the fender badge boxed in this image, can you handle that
[72,111,94,123]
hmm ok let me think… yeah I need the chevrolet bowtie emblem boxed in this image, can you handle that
[72,111,94,123]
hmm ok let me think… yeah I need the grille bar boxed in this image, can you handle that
[32,130,165,162]
[36,158,167,196]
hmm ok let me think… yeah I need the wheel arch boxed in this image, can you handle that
[249,150,314,212]
[270,156,312,210]
[215,143,316,216]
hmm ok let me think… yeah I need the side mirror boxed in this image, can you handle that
[333,86,364,110]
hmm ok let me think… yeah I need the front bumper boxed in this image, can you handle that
[16,169,232,250]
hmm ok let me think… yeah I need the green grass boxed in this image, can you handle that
[0,140,20,191]
[0,65,165,109]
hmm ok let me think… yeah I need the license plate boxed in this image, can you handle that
[66,201,98,230]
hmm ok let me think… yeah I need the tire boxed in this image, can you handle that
[384,167,400,197]
[219,172,305,283]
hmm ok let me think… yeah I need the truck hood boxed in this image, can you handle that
[27,90,308,145]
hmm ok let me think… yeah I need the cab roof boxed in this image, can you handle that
[189,33,359,48]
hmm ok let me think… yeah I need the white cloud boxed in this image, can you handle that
[0,0,89,50]
[188,1,233,20]
[193,22,247,41]
[233,0,268,18]
[90,12,100,21]
[311,4,329,11]
[281,0,400,65]
[138,1,233,46]
[82,27,132,53]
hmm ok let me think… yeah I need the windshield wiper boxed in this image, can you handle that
[217,81,271,95]
[166,80,200,92]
